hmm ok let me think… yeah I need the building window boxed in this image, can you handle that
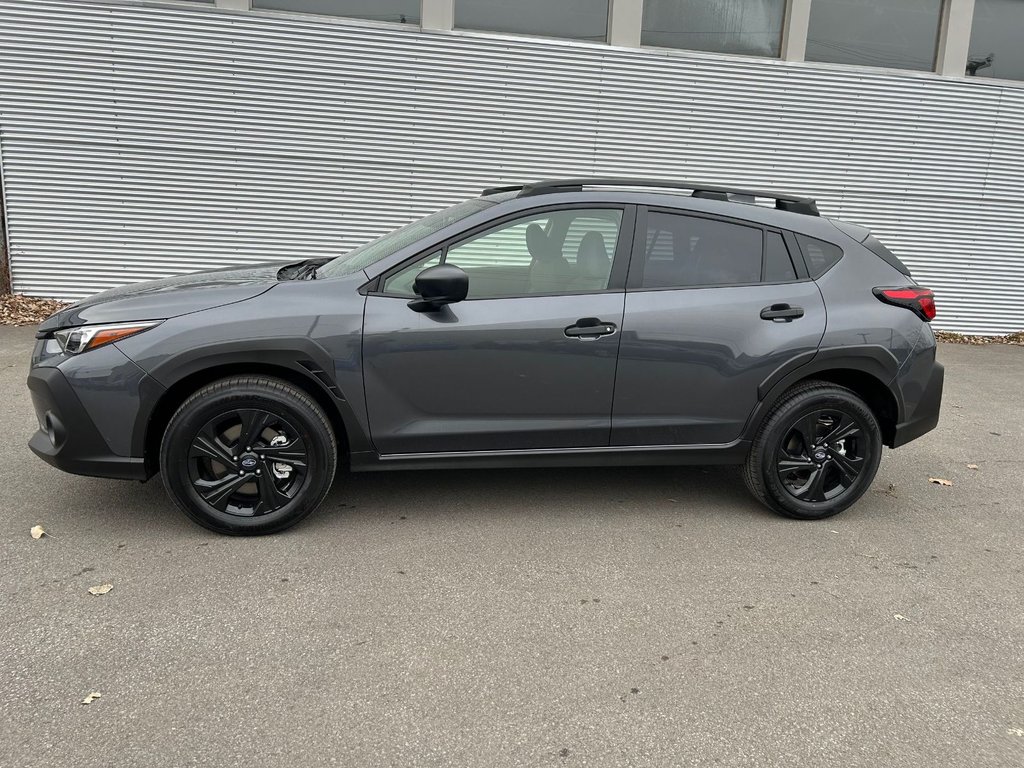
[251,0,420,24]
[641,0,786,58]
[805,0,944,72]
[968,0,1024,81]
[454,0,609,42]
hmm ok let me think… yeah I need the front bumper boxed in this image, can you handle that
[891,361,944,448]
[27,364,148,481]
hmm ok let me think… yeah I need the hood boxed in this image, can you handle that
[39,262,283,331]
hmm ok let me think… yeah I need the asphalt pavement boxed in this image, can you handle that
[1,325,1022,767]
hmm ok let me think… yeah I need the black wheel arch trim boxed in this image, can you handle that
[744,345,905,444]
[130,337,371,468]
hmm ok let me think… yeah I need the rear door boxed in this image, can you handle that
[611,207,826,446]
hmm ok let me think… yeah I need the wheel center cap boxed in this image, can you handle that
[813,450,828,462]
[239,453,259,471]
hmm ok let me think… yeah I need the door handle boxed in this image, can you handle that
[564,317,617,339]
[760,304,804,322]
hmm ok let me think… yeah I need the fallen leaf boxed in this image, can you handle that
[81,691,101,705]
[0,294,69,326]
[1008,728,1024,737]
[87,584,113,596]
[928,477,953,487]
[966,464,979,470]
[894,614,911,622]
[30,525,46,539]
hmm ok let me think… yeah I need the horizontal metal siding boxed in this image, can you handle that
[0,0,1021,334]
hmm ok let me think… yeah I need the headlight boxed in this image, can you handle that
[53,321,162,355]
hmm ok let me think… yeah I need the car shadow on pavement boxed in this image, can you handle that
[33,464,772,538]
[311,464,773,530]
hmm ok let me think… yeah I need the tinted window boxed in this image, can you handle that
[796,234,843,278]
[384,209,622,300]
[763,231,797,282]
[252,0,419,23]
[806,0,943,72]
[455,0,608,42]
[968,0,1024,80]
[639,212,762,289]
[642,0,786,58]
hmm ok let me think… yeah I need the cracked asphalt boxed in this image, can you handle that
[1,325,1022,767]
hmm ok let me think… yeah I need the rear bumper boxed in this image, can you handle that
[27,366,148,481]
[891,361,944,448]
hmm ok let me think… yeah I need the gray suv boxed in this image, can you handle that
[27,178,943,534]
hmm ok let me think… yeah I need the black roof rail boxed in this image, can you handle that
[481,177,819,216]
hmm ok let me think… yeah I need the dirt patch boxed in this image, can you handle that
[0,294,69,326]
[935,330,1024,346]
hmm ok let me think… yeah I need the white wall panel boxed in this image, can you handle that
[0,0,1021,333]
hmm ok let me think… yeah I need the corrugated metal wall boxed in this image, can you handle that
[0,0,1021,334]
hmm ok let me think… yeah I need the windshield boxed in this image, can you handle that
[318,195,509,278]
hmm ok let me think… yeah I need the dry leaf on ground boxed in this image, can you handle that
[935,330,1024,345]
[81,692,102,705]
[928,477,953,487]
[30,525,46,539]
[87,584,113,596]
[0,294,69,326]
[894,614,911,622]
[966,464,979,470]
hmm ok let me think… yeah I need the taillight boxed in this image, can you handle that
[873,286,936,321]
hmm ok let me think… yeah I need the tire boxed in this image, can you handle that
[160,375,337,535]
[744,380,882,520]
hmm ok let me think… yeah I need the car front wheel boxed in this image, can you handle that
[744,381,883,520]
[160,375,337,535]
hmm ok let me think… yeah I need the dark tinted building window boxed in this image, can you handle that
[642,0,786,58]
[455,0,609,42]
[796,234,843,278]
[968,0,1024,81]
[252,0,420,24]
[763,231,796,282]
[639,212,762,289]
[806,0,943,72]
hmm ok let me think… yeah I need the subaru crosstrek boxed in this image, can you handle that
[28,178,943,534]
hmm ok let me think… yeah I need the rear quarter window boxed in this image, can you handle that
[795,234,843,278]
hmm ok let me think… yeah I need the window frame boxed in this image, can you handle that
[625,205,811,292]
[368,203,637,301]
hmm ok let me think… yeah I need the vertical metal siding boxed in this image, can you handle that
[0,0,1021,333]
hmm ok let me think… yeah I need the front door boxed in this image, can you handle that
[363,206,631,454]
[612,208,827,446]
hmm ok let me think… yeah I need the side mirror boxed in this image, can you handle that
[408,264,469,313]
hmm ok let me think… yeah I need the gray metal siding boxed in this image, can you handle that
[0,0,1021,333]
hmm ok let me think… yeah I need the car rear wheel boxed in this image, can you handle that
[744,381,882,520]
[160,375,337,535]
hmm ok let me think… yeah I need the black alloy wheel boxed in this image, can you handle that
[188,409,309,517]
[774,408,867,503]
[744,381,883,520]
[161,376,337,535]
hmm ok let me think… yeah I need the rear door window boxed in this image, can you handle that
[763,231,797,282]
[637,212,763,289]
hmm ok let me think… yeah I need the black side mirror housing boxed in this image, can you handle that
[408,264,469,312]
